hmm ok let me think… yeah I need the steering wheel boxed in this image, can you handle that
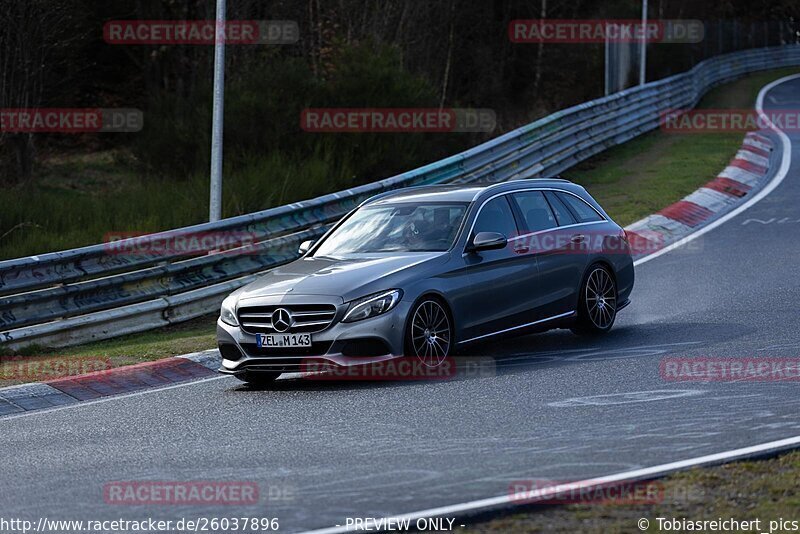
[403,220,429,246]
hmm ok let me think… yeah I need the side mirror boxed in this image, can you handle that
[298,240,315,254]
[469,231,507,252]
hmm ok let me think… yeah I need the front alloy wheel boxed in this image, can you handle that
[407,299,452,367]
[573,264,617,335]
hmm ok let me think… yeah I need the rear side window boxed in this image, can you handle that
[557,192,604,223]
[473,196,518,238]
[510,191,556,232]
[543,191,577,226]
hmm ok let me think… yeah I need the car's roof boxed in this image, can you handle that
[365,179,579,205]
[368,184,485,204]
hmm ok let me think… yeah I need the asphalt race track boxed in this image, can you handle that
[1,77,799,533]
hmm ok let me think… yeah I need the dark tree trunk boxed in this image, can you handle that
[12,134,34,183]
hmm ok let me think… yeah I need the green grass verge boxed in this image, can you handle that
[0,150,365,259]
[465,451,800,533]
[565,67,800,226]
[0,315,216,386]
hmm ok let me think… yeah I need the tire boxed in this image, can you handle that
[405,297,453,367]
[236,371,281,385]
[572,264,617,336]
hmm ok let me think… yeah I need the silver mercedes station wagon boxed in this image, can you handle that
[217,179,634,384]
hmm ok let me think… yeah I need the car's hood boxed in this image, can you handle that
[236,252,449,302]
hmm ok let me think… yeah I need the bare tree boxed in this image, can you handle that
[532,0,547,97]
[0,0,85,184]
[439,0,456,109]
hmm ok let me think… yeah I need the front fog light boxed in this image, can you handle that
[342,289,403,323]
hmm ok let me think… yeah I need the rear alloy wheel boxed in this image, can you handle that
[572,264,617,336]
[407,298,452,367]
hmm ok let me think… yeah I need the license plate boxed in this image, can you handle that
[256,333,312,348]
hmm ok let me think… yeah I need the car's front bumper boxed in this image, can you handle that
[216,296,410,376]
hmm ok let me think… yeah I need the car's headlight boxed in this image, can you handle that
[220,295,239,326]
[342,289,403,323]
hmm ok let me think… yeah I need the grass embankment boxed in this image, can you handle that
[565,67,800,225]
[465,451,800,533]
[0,316,216,387]
[1,68,797,379]
[0,150,358,256]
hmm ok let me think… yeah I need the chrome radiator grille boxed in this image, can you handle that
[237,304,337,334]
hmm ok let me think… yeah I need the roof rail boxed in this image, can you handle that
[525,176,572,182]
[488,177,573,187]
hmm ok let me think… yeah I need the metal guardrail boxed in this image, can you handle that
[2,45,799,349]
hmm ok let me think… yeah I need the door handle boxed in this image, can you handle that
[514,245,530,254]
[570,234,586,243]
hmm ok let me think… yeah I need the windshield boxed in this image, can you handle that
[313,202,468,255]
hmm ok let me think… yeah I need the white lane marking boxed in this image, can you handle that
[0,375,230,422]
[633,73,800,267]
[302,434,800,534]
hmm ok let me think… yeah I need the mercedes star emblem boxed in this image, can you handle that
[271,308,293,332]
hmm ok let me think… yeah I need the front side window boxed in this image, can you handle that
[472,196,518,238]
[313,202,467,256]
